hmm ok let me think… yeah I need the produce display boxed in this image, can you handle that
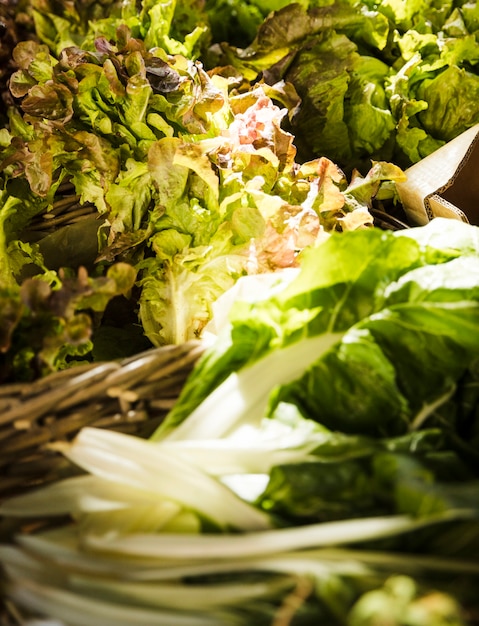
[0,0,410,383]
[1,0,479,624]
[2,219,479,624]
[3,0,479,382]
[212,0,479,172]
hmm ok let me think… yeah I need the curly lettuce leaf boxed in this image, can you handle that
[0,263,137,382]
[29,0,210,58]
[373,0,455,33]
[1,6,405,367]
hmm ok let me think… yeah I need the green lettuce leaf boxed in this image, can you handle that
[213,0,479,172]
[156,219,479,440]
[29,0,210,58]
[0,0,406,374]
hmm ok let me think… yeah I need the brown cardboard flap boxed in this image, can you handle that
[397,124,479,226]
[426,194,468,223]
[438,141,479,224]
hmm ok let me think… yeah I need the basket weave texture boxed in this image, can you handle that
[0,341,205,502]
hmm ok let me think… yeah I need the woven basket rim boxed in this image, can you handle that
[0,340,205,502]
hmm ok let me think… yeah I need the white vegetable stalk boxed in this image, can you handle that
[162,331,344,442]
[158,416,322,476]
[70,575,293,612]
[84,514,424,559]
[0,428,271,532]
[9,578,230,626]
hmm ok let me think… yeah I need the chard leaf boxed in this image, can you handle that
[158,222,479,454]
[8,578,226,626]
[39,427,271,531]
[395,218,479,256]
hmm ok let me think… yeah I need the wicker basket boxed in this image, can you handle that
[0,340,205,503]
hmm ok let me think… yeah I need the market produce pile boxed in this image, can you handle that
[1,0,479,624]
[211,0,479,171]
[1,0,418,382]
[2,219,479,625]
[4,0,479,381]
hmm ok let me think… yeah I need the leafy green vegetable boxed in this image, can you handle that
[2,1,479,623]
[2,219,479,624]
[1,262,137,380]
[27,0,210,58]
[210,0,479,172]
[151,218,479,549]
[1,5,403,377]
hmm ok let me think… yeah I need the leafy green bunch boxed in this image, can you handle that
[27,0,210,58]
[1,220,479,625]
[0,2,404,380]
[210,0,479,173]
